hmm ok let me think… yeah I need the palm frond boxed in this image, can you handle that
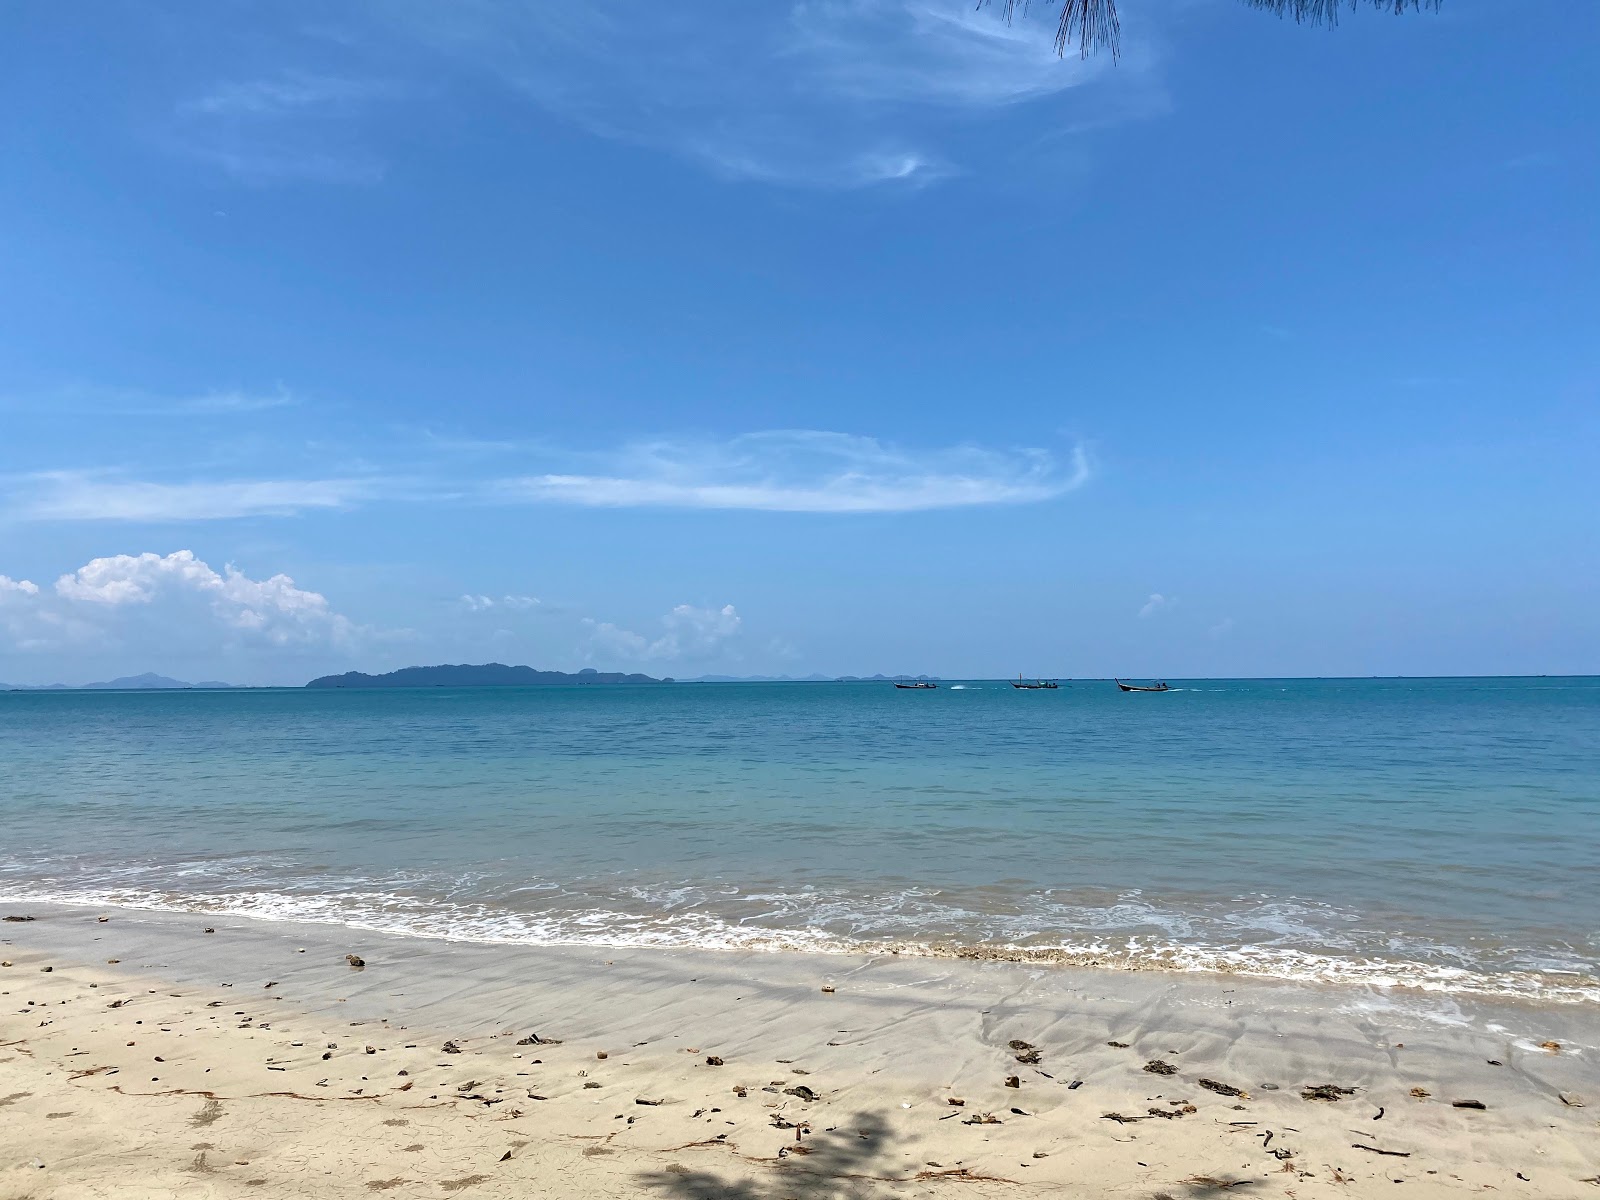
[981,0,1442,59]
[1241,0,1442,26]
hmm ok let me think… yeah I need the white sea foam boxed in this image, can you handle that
[4,881,1596,1006]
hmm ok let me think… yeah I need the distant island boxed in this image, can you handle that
[2,672,234,692]
[835,674,940,682]
[305,663,670,689]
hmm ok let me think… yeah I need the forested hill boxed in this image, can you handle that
[304,664,669,688]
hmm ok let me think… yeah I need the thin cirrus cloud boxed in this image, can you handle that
[169,70,399,184]
[499,431,1091,514]
[373,0,1108,188]
[7,432,1089,521]
[12,472,373,522]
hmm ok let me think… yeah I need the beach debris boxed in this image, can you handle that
[322,1051,332,1060]
[1352,1144,1411,1157]
[1067,1080,1083,1089]
[1143,1060,1177,1076]
[635,1097,663,1106]
[582,1081,601,1090]
[441,1041,462,1054]
[946,1097,966,1106]
[203,927,215,934]
[346,954,365,969]
[1541,1040,1562,1053]
[1180,1175,1254,1189]
[1409,1087,1430,1099]
[1451,1099,1487,1110]
[596,1051,608,1060]
[1010,1107,1031,1116]
[516,1033,560,1046]
[732,1086,747,1097]
[1009,1039,1043,1064]
[98,916,110,922]
[1487,1059,1503,1066]
[784,1085,819,1102]
[820,985,835,993]
[41,965,53,972]
[365,1046,376,1055]
[1559,1092,1586,1108]
[1373,1106,1385,1120]
[1199,1078,1247,1098]
[962,1112,1002,1125]
[1106,1041,1130,1049]
[0,961,10,968]
[1004,1075,1021,1089]
[4,915,36,922]
[1301,1084,1356,1102]
[1100,1111,1146,1124]
[705,1056,723,1066]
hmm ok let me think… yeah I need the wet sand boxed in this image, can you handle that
[2,903,1596,1198]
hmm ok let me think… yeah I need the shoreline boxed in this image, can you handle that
[3,903,1597,1197]
[3,889,1594,1008]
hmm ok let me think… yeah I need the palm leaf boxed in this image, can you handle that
[982,0,1441,59]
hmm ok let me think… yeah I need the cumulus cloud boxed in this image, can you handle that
[1,551,360,656]
[584,603,742,662]
[1138,592,1168,619]
[503,431,1090,514]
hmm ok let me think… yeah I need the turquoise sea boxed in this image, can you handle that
[2,678,1596,1002]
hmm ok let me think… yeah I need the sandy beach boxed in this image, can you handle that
[2,905,1596,1198]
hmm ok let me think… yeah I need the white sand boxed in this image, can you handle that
[2,903,1596,1198]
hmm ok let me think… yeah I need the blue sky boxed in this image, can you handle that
[1,0,1595,685]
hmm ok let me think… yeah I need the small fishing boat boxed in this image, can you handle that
[1115,679,1170,692]
[894,681,938,689]
[1012,675,1059,690]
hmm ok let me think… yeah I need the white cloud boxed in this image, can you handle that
[13,473,370,522]
[380,0,1108,188]
[1,551,362,662]
[1209,617,1235,639]
[170,71,397,184]
[459,593,540,612]
[52,551,357,646]
[1138,592,1168,618]
[185,73,393,118]
[502,431,1090,514]
[583,603,742,662]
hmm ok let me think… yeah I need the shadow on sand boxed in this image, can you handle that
[636,1110,952,1199]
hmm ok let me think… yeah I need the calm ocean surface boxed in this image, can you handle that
[2,678,1596,1002]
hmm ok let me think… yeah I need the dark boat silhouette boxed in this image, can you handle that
[1115,679,1170,692]
[894,681,938,689]
[1012,674,1059,690]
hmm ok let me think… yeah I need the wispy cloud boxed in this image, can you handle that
[169,70,399,184]
[11,473,372,522]
[1,384,301,417]
[6,429,1089,522]
[499,431,1091,513]
[1138,592,1169,618]
[379,0,1112,188]
[184,73,393,118]
[459,594,540,612]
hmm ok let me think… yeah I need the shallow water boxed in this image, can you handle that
[2,677,1596,1001]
